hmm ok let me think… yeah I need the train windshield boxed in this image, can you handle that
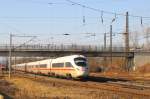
[74,57,87,67]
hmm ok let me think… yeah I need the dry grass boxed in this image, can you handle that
[88,57,125,72]
[5,76,107,99]
[2,75,147,99]
[137,63,150,73]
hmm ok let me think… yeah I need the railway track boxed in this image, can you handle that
[9,71,150,98]
[107,81,150,90]
[90,73,150,84]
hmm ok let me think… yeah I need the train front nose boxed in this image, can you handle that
[81,67,88,72]
[77,67,89,77]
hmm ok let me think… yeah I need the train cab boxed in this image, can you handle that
[73,56,89,78]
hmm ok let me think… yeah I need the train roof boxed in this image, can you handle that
[54,55,85,59]
[13,55,86,66]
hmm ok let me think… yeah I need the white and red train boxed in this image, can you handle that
[12,55,89,78]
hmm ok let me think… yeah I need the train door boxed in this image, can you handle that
[37,62,40,74]
[49,59,53,76]
[25,64,27,72]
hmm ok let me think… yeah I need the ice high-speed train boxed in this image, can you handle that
[12,55,89,78]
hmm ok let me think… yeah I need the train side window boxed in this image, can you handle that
[39,64,47,68]
[29,66,31,68]
[35,65,38,68]
[52,63,64,68]
[65,62,73,68]
[36,65,38,68]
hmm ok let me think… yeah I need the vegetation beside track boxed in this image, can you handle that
[0,73,150,99]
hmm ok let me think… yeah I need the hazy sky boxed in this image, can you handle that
[0,0,150,46]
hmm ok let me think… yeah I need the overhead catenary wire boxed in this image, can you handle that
[1,0,149,25]
[0,0,149,47]
[14,0,150,19]
[65,0,150,19]
[13,35,37,49]
[15,0,69,5]
[66,0,125,16]
[0,1,149,22]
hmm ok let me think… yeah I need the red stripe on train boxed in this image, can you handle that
[32,68,75,71]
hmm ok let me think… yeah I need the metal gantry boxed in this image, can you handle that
[8,34,37,79]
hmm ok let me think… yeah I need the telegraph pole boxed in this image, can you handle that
[103,33,107,70]
[125,12,130,71]
[8,34,37,78]
[110,25,113,69]
[8,33,12,79]
[104,33,106,50]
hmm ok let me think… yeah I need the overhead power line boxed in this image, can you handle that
[0,16,119,19]
[65,0,150,19]
[13,35,37,49]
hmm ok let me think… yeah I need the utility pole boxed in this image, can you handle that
[8,34,37,78]
[14,56,16,74]
[110,25,113,69]
[8,33,12,79]
[124,12,130,71]
[103,33,107,70]
[104,33,106,50]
